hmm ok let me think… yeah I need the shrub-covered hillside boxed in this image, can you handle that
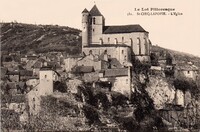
[0,22,81,54]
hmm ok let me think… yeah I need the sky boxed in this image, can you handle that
[0,0,200,57]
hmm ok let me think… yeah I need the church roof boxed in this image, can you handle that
[103,25,148,34]
[89,5,102,16]
[82,8,89,13]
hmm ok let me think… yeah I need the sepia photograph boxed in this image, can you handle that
[0,0,200,131]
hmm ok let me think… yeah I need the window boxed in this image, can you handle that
[122,50,124,54]
[126,79,129,84]
[45,75,47,78]
[144,38,148,55]
[108,38,110,43]
[99,38,103,44]
[124,55,127,61]
[89,18,92,25]
[93,17,96,24]
[93,28,95,32]
[122,37,124,44]
[137,38,141,55]
[33,104,35,110]
[33,98,35,101]
[114,38,118,44]
[188,71,190,74]
[129,38,133,49]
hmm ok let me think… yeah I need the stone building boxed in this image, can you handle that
[27,66,60,115]
[81,5,151,64]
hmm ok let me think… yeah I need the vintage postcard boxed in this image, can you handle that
[0,0,200,131]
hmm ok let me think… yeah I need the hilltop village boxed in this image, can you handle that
[1,5,200,131]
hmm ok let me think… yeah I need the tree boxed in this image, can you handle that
[150,53,159,66]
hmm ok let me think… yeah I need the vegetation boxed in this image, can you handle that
[1,22,81,54]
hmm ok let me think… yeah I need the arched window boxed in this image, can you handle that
[114,38,118,44]
[93,17,96,24]
[108,38,110,44]
[122,37,124,44]
[144,38,148,55]
[129,38,133,49]
[89,18,92,25]
[137,38,141,55]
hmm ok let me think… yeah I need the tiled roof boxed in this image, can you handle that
[2,94,26,103]
[27,55,38,60]
[7,70,33,76]
[40,66,54,71]
[26,60,37,69]
[73,66,95,73]
[102,68,129,77]
[103,25,147,34]
[82,8,89,13]
[7,82,17,89]
[89,5,102,16]
[176,64,198,71]
[18,81,26,88]
[13,65,25,71]
[109,58,123,68]
[7,71,19,75]
[20,70,33,76]
[32,58,45,68]
[48,61,62,69]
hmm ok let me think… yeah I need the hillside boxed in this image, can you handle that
[152,45,200,68]
[0,22,81,54]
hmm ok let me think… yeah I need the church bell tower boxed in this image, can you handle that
[82,8,89,49]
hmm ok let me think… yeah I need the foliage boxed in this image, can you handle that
[53,81,67,93]
[173,78,199,97]
[150,53,159,66]
[1,22,81,54]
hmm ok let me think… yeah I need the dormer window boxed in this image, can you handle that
[93,17,96,24]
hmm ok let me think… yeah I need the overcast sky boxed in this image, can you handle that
[0,0,200,57]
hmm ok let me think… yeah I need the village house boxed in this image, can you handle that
[26,76,39,88]
[20,55,28,63]
[99,67,132,97]
[175,63,199,81]
[64,55,82,72]
[27,66,61,115]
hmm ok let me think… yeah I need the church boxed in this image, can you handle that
[81,5,151,66]
[69,5,152,97]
